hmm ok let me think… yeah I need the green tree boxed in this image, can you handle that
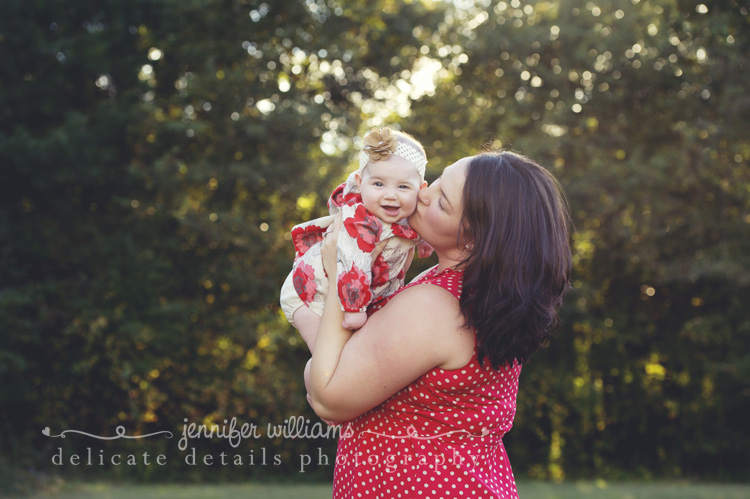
[404,0,749,480]
[0,0,448,488]
[2,0,748,489]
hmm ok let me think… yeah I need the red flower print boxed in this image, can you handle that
[291,224,324,256]
[341,191,360,207]
[327,182,348,210]
[292,261,317,304]
[391,222,418,240]
[338,267,372,312]
[344,205,382,252]
[396,267,405,280]
[371,255,390,288]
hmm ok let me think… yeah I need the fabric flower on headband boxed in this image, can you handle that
[362,128,398,163]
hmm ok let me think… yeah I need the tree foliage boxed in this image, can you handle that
[403,0,750,481]
[1,0,748,489]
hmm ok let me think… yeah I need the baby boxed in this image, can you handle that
[280,127,431,351]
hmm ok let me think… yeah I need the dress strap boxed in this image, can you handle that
[368,266,464,314]
[409,266,464,300]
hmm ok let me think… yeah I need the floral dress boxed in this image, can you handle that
[283,175,420,320]
[333,267,522,498]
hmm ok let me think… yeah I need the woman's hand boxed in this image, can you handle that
[320,213,388,281]
[320,214,342,282]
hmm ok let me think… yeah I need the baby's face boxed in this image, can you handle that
[356,155,426,224]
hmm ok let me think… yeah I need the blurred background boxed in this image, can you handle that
[1,0,748,495]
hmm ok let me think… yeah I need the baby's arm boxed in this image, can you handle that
[293,305,322,353]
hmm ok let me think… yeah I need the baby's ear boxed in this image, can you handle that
[419,180,428,190]
[354,172,363,188]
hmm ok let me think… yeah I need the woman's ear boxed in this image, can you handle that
[460,224,474,251]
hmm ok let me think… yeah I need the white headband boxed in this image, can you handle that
[358,141,427,181]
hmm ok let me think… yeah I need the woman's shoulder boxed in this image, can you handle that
[365,266,473,371]
[384,269,466,333]
[374,266,463,319]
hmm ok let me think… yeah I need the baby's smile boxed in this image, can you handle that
[381,205,401,217]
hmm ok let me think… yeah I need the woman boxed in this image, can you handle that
[309,151,572,498]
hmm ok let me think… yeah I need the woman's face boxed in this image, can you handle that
[408,156,471,253]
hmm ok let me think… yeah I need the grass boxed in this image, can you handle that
[6,480,750,499]
[10,482,334,499]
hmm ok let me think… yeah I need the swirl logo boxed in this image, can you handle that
[42,426,173,440]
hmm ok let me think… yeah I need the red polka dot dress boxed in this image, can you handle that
[333,266,522,498]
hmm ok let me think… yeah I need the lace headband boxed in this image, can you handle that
[357,128,427,181]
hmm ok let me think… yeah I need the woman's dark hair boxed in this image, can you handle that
[459,151,572,369]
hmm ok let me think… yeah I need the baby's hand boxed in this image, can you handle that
[342,311,367,331]
[416,241,434,259]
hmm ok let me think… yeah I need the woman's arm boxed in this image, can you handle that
[308,222,474,422]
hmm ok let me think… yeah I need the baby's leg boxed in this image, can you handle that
[293,305,322,353]
[304,358,312,405]
[342,311,368,331]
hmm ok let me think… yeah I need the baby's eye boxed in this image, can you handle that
[399,184,411,189]
[374,181,384,187]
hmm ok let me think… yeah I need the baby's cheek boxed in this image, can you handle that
[405,194,419,213]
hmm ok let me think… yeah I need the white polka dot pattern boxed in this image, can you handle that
[333,267,522,498]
